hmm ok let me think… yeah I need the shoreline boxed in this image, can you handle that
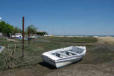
[45,35,114,37]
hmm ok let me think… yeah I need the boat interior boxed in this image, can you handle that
[52,47,84,58]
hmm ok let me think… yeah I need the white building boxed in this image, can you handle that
[11,33,22,39]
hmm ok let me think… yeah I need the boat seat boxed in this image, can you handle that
[52,50,78,58]
[71,48,83,54]
[66,51,75,56]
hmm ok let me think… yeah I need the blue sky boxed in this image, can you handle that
[0,0,114,35]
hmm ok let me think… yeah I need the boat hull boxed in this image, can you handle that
[42,55,83,68]
[56,57,82,68]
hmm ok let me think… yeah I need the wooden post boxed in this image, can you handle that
[22,16,25,57]
[28,29,30,44]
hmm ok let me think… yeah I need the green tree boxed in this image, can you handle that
[0,21,14,37]
[26,25,37,34]
[26,25,37,43]
[36,31,48,36]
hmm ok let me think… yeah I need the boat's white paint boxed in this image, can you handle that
[42,46,86,68]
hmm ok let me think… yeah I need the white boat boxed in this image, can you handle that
[0,46,5,53]
[42,46,86,68]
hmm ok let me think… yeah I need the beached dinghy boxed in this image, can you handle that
[42,46,86,68]
[0,46,5,53]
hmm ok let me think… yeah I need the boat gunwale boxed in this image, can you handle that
[42,46,86,61]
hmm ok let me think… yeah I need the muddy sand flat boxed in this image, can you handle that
[0,62,114,76]
[46,63,114,76]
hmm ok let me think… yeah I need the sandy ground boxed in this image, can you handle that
[97,37,114,44]
[7,38,18,42]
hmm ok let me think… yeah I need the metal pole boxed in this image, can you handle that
[22,16,24,57]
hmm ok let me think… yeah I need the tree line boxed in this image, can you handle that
[0,21,48,37]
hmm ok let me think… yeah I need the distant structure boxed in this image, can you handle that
[29,34,38,39]
[44,35,54,37]
[11,33,22,39]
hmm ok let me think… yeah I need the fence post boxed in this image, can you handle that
[22,16,25,57]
